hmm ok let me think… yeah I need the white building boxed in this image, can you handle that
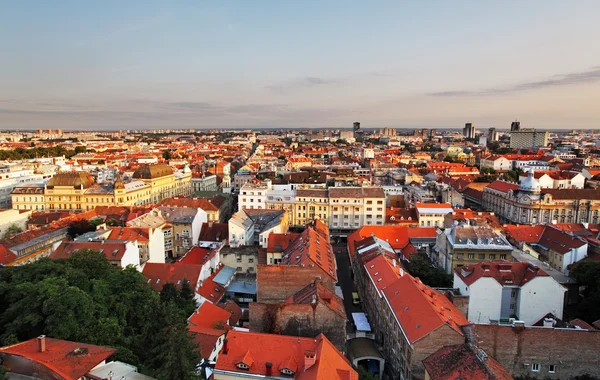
[0,209,31,237]
[480,156,512,171]
[415,203,454,227]
[454,261,566,325]
[238,180,269,210]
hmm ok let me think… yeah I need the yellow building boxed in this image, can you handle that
[11,164,192,212]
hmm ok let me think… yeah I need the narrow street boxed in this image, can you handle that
[332,243,362,327]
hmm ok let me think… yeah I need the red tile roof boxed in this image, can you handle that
[197,265,227,303]
[282,223,337,281]
[178,246,214,265]
[382,274,469,344]
[285,280,346,319]
[142,263,202,291]
[503,225,546,243]
[0,337,115,380]
[0,244,17,265]
[364,255,403,297]
[267,232,301,252]
[538,225,587,254]
[422,344,513,380]
[215,331,357,380]
[189,325,225,359]
[219,300,243,326]
[454,260,549,287]
[198,222,228,242]
[107,227,150,242]
[188,301,231,329]
[50,241,128,262]
[485,181,520,193]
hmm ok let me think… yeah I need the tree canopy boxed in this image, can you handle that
[0,250,201,380]
[570,260,600,323]
[405,254,452,288]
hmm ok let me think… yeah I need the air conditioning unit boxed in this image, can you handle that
[509,318,516,324]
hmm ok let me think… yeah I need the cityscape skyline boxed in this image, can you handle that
[2,1,600,129]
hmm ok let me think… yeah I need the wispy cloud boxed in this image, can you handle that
[266,76,339,92]
[428,66,600,97]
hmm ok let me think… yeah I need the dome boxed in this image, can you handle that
[520,169,540,193]
[46,172,94,189]
[132,164,173,179]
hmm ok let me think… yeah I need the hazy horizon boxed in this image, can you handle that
[2,1,600,130]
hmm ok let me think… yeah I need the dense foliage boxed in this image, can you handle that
[0,146,80,161]
[405,254,453,288]
[67,219,97,239]
[570,260,600,323]
[0,250,201,380]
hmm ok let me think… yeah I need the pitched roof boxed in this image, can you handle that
[177,246,214,265]
[0,337,115,380]
[158,196,220,212]
[503,225,546,243]
[50,241,128,262]
[542,188,600,200]
[455,260,549,287]
[267,232,302,252]
[282,223,337,281]
[422,344,513,380]
[107,227,150,242]
[198,222,228,242]
[286,280,346,319]
[219,300,243,326]
[46,172,94,189]
[196,265,227,303]
[215,331,357,380]
[382,274,469,344]
[485,181,520,193]
[189,325,226,359]
[538,225,588,254]
[142,263,202,291]
[188,301,231,329]
[132,164,173,179]
[364,254,403,297]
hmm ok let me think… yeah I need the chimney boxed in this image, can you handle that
[304,350,316,371]
[37,335,46,352]
[223,338,228,355]
[265,362,273,376]
[311,294,318,304]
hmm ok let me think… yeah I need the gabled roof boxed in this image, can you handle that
[454,260,550,287]
[178,246,214,265]
[267,232,301,253]
[50,241,128,262]
[542,189,600,200]
[188,301,231,329]
[199,222,228,242]
[282,223,337,281]
[107,227,150,242]
[0,337,115,380]
[142,263,202,291]
[215,331,357,380]
[422,344,513,380]
[189,325,226,359]
[286,280,346,319]
[485,181,520,193]
[219,300,243,326]
[538,225,587,254]
[382,274,469,344]
[364,255,403,297]
[503,225,546,243]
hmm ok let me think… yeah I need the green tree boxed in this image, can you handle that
[571,261,600,322]
[406,254,452,287]
[163,150,172,160]
[74,146,87,154]
[358,367,380,380]
[67,219,96,239]
[3,223,23,238]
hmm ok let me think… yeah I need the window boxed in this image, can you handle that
[511,290,516,297]
[248,258,254,263]
[532,363,540,372]
[468,254,474,259]
[500,254,506,260]
[479,254,485,260]
[549,365,556,373]
[236,267,243,271]
[510,303,516,310]
[489,254,495,260]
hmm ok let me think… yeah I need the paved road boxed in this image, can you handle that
[333,243,362,325]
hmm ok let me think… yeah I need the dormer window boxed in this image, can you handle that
[280,368,295,375]
[236,363,249,370]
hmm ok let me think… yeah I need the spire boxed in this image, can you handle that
[114,173,125,190]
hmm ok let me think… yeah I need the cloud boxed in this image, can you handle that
[266,76,340,92]
[428,66,600,97]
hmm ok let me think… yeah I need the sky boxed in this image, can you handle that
[1,1,600,130]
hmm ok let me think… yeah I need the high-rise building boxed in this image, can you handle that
[510,129,549,149]
[413,129,421,137]
[511,121,521,132]
[353,122,363,140]
[421,128,428,137]
[463,123,476,139]
[488,128,498,142]
[430,129,437,138]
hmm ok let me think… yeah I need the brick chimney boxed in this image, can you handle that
[265,362,272,376]
[304,350,316,371]
[222,338,228,355]
[37,335,46,352]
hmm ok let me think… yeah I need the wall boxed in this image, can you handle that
[122,241,141,270]
[249,302,346,351]
[148,227,166,263]
[476,324,600,379]
[467,277,503,324]
[411,324,466,380]
[257,265,335,303]
[518,277,566,325]
[192,209,208,246]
